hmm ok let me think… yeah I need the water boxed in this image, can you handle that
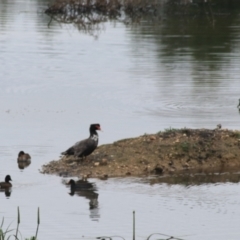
[1,0,240,239]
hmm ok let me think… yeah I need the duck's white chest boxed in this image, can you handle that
[91,134,98,142]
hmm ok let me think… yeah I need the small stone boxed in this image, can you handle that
[183,162,189,168]
[150,136,156,140]
[100,159,108,165]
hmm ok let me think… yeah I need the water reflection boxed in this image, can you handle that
[64,178,100,220]
[18,161,31,170]
[0,188,12,198]
[148,169,240,186]
[237,99,240,109]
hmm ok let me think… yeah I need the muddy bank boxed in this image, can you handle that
[41,128,240,178]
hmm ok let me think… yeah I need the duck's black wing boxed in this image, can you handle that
[61,139,86,156]
[74,138,98,158]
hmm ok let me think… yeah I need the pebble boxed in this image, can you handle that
[100,159,108,165]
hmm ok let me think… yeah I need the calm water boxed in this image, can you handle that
[1,0,240,239]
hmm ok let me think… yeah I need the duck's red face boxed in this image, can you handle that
[95,124,101,131]
[90,123,101,132]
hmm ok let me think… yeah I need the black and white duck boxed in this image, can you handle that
[61,123,101,159]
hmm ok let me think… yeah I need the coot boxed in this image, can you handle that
[67,179,95,191]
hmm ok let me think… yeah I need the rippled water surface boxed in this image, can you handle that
[1,0,240,239]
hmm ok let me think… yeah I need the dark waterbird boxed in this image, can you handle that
[17,151,31,162]
[237,99,240,108]
[0,175,12,189]
[67,179,95,191]
[61,123,101,159]
[67,178,98,209]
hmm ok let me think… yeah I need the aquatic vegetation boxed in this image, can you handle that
[0,207,40,240]
[0,218,13,240]
[96,211,186,240]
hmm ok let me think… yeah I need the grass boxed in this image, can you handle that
[180,141,190,152]
[231,131,240,139]
[0,218,13,240]
[0,207,40,240]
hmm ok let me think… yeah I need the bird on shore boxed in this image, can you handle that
[0,175,12,189]
[61,123,101,159]
[17,151,31,162]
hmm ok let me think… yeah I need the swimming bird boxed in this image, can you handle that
[237,99,240,108]
[66,179,99,208]
[17,151,31,162]
[61,123,101,159]
[0,175,12,189]
[67,179,95,191]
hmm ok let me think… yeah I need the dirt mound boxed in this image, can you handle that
[41,128,240,178]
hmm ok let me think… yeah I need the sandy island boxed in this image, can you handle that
[41,128,240,179]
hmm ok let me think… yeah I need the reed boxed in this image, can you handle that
[35,207,40,239]
[0,207,40,240]
[0,218,13,240]
[15,206,20,239]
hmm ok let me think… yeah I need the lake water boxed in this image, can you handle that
[1,0,240,239]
